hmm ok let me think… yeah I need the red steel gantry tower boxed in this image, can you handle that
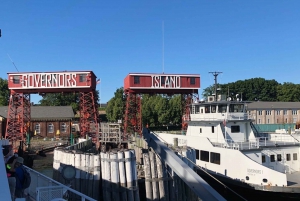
[6,71,99,148]
[123,73,200,139]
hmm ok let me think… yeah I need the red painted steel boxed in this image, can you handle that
[124,93,142,138]
[79,91,99,145]
[5,92,31,149]
[6,71,99,148]
[124,73,200,137]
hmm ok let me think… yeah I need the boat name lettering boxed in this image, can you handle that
[20,73,77,88]
[247,168,262,174]
[151,75,181,88]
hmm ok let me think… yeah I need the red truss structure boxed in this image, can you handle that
[6,71,99,148]
[79,91,99,145]
[5,92,31,148]
[124,93,142,138]
[124,73,200,137]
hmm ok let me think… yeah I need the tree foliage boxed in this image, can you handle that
[0,78,9,106]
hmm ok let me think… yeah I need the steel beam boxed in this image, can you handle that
[143,128,226,201]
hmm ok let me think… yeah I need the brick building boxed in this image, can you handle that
[247,102,300,125]
[0,106,74,138]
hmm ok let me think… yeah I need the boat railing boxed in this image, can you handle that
[24,166,96,201]
[190,113,253,121]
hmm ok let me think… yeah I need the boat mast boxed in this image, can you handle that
[209,71,222,101]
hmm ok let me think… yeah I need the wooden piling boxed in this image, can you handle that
[93,153,100,200]
[156,154,165,201]
[125,150,134,201]
[111,152,121,201]
[143,153,153,201]
[104,152,112,201]
[130,149,140,201]
[118,151,128,201]
[149,151,159,200]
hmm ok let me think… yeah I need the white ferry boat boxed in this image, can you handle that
[155,98,300,201]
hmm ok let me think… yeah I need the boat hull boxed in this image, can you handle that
[196,169,300,201]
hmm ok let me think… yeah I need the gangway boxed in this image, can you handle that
[142,128,226,201]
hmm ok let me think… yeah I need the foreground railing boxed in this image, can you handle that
[24,166,96,201]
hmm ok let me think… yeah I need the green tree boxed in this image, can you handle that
[277,83,300,102]
[168,95,182,125]
[105,87,124,122]
[0,78,9,106]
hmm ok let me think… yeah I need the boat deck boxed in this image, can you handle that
[287,172,300,187]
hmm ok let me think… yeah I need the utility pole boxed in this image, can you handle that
[209,72,222,101]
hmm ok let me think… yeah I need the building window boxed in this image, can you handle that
[210,152,220,165]
[211,126,214,133]
[277,154,282,161]
[200,150,209,162]
[35,123,40,134]
[267,119,270,124]
[277,119,279,123]
[79,74,86,82]
[61,123,67,133]
[190,77,195,85]
[270,155,275,162]
[262,155,266,163]
[286,118,288,123]
[231,125,240,133]
[284,110,287,115]
[134,76,140,84]
[293,153,297,160]
[258,119,261,124]
[258,110,262,115]
[13,76,20,84]
[287,154,291,161]
[276,110,280,115]
[48,123,54,133]
[293,118,297,123]
[292,110,298,115]
[211,105,216,113]
[266,110,271,115]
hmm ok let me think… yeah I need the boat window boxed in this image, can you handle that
[277,154,282,161]
[200,150,209,162]
[246,176,249,181]
[270,155,275,162]
[263,179,268,183]
[231,126,240,133]
[229,104,244,113]
[200,108,203,113]
[262,155,266,163]
[195,106,200,114]
[190,77,195,85]
[293,153,297,160]
[205,106,210,113]
[211,126,214,133]
[210,152,220,165]
[200,128,202,133]
[286,154,291,161]
[218,105,227,113]
[211,105,216,113]
[195,149,200,160]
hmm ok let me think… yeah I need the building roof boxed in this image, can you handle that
[247,102,300,110]
[0,106,74,120]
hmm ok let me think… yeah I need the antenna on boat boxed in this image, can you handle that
[209,71,222,101]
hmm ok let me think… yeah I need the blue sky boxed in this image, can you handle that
[1,1,300,104]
